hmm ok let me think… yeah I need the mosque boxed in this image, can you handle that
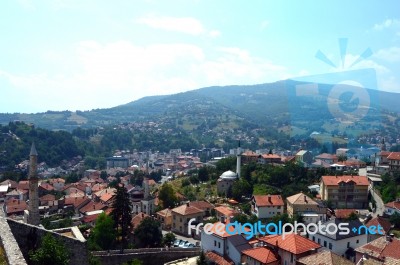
[216,142,242,196]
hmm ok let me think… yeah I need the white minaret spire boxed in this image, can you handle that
[236,140,242,178]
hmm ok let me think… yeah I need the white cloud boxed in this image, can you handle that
[373,19,400,31]
[374,47,400,62]
[137,16,204,35]
[0,41,288,112]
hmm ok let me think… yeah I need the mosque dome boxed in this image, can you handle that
[219,170,237,180]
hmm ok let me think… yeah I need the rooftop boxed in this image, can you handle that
[260,234,321,254]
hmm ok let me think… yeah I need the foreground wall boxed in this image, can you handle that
[7,219,89,265]
[0,216,27,265]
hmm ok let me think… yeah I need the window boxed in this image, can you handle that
[290,253,293,263]
[329,243,332,250]
[214,240,216,247]
[324,241,327,247]
[356,239,359,243]
[318,238,320,244]
[218,242,220,248]
[347,242,350,248]
[313,236,315,241]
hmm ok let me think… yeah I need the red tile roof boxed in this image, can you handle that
[64,196,90,209]
[385,201,400,210]
[39,194,56,202]
[79,201,106,214]
[387,152,400,161]
[205,251,234,265]
[39,182,54,191]
[172,203,203,216]
[99,192,114,203]
[253,195,284,207]
[334,209,357,219]
[321,175,369,186]
[365,216,393,234]
[242,247,278,264]
[261,154,281,159]
[5,199,28,215]
[355,236,400,260]
[214,206,238,217]
[189,201,214,211]
[82,214,100,224]
[260,234,321,255]
[315,153,337,160]
[131,213,149,228]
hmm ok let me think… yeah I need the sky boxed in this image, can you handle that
[0,0,399,113]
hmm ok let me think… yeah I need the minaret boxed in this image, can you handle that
[236,140,242,178]
[27,142,40,225]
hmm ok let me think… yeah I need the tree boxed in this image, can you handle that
[158,183,178,208]
[29,233,70,265]
[390,212,400,229]
[134,217,162,248]
[345,212,359,221]
[162,232,176,247]
[197,251,207,265]
[88,212,116,250]
[198,167,209,182]
[232,179,252,201]
[111,186,132,248]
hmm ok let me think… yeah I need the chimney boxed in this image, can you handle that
[93,204,95,210]
[220,216,226,223]
[304,195,307,203]
[268,194,272,204]
[186,202,190,207]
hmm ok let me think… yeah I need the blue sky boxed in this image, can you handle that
[1,0,399,113]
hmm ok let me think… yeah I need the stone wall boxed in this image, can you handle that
[93,248,201,265]
[0,216,27,265]
[7,219,89,265]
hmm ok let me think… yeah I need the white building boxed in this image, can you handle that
[309,219,368,262]
[251,195,284,219]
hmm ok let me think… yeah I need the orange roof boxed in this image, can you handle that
[334,209,357,219]
[5,199,28,214]
[39,194,56,202]
[365,216,393,234]
[40,183,54,191]
[260,234,321,254]
[82,214,100,224]
[261,154,281,159]
[315,153,337,159]
[189,201,214,211]
[253,195,284,207]
[286,192,318,205]
[387,152,400,161]
[100,192,114,203]
[242,247,278,264]
[385,200,400,210]
[156,208,172,218]
[214,206,238,217]
[172,203,203,216]
[64,196,90,208]
[321,175,369,186]
[356,236,400,260]
[242,151,258,157]
[205,251,234,265]
[131,213,149,228]
[79,201,107,214]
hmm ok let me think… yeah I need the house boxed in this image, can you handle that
[214,206,239,220]
[48,178,65,191]
[189,201,214,216]
[365,216,393,242]
[39,194,58,210]
[131,213,149,232]
[297,250,353,265]
[384,199,400,216]
[217,171,237,196]
[4,198,28,217]
[315,153,338,164]
[79,201,107,216]
[309,219,368,262]
[64,196,91,214]
[5,189,28,201]
[387,152,400,173]
[258,154,282,165]
[201,220,251,264]
[205,251,234,265]
[38,182,54,196]
[355,235,400,264]
[251,195,284,219]
[0,184,8,202]
[295,150,313,166]
[320,175,369,209]
[171,202,204,235]
[156,208,173,230]
[260,234,321,265]
[286,192,326,223]
[241,247,279,265]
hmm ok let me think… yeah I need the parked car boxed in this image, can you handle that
[173,239,182,247]
[178,240,187,248]
[182,242,192,248]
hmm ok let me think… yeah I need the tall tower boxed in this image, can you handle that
[236,140,242,178]
[27,142,40,225]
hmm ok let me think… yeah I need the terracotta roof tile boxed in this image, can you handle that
[385,201,400,211]
[260,234,321,254]
[172,203,203,216]
[286,192,318,205]
[242,247,278,264]
[387,152,400,161]
[321,175,369,186]
[205,251,234,265]
[334,209,357,219]
[365,216,393,234]
[79,201,106,214]
[355,236,400,261]
[189,201,214,211]
[131,213,149,228]
[253,195,284,207]
[214,206,238,217]
[298,250,353,265]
